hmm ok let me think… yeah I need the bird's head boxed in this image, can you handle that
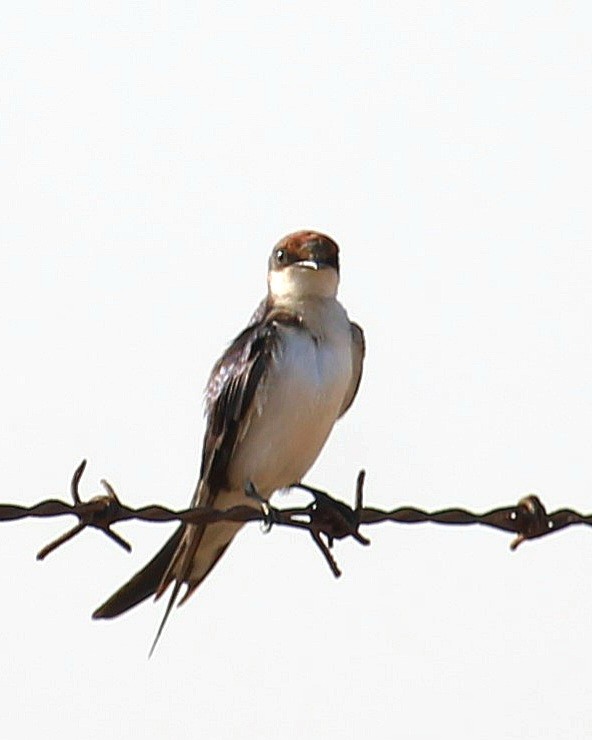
[268,230,340,301]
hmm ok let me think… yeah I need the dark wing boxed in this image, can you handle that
[93,299,290,623]
[146,302,299,651]
[196,298,284,500]
[338,321,365,417]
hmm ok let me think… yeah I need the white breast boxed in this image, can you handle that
[226,300,353,496]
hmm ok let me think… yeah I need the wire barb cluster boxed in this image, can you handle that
[1,460,591,578]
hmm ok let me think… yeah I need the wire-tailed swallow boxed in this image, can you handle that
[93,230,365,650]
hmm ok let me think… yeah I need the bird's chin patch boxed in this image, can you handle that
[269,264,339,300]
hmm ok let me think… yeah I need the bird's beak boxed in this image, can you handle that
[296,259,320,270]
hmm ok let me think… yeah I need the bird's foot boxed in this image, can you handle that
[244,481,274,533]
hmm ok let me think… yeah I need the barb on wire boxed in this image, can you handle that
[35,460,133,560]
[1,461,591,579]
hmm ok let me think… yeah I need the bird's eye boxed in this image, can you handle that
[275,249,288,264]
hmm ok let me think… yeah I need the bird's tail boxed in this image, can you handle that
[147,516,243,654]
[92,501,246,652]
[92,526,184,620]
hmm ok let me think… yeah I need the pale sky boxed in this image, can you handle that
[1,3,592,739]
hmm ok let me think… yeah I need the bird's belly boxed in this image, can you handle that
[226,328,352,496]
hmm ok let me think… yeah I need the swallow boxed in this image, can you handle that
[93,230,365,651]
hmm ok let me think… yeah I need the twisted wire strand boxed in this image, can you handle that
[2,461,590,576]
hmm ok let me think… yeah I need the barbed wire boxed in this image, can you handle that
[1,460,591,577]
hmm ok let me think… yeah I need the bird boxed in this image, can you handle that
[92,230,365,650]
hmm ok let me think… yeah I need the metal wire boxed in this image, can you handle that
[2,460,591,578]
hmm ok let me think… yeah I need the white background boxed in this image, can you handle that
[1,3,592,738]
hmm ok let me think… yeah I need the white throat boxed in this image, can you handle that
[268,265,339,302]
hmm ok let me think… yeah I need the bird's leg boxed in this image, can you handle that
[245,474,370,579]
[244,481,273,533]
